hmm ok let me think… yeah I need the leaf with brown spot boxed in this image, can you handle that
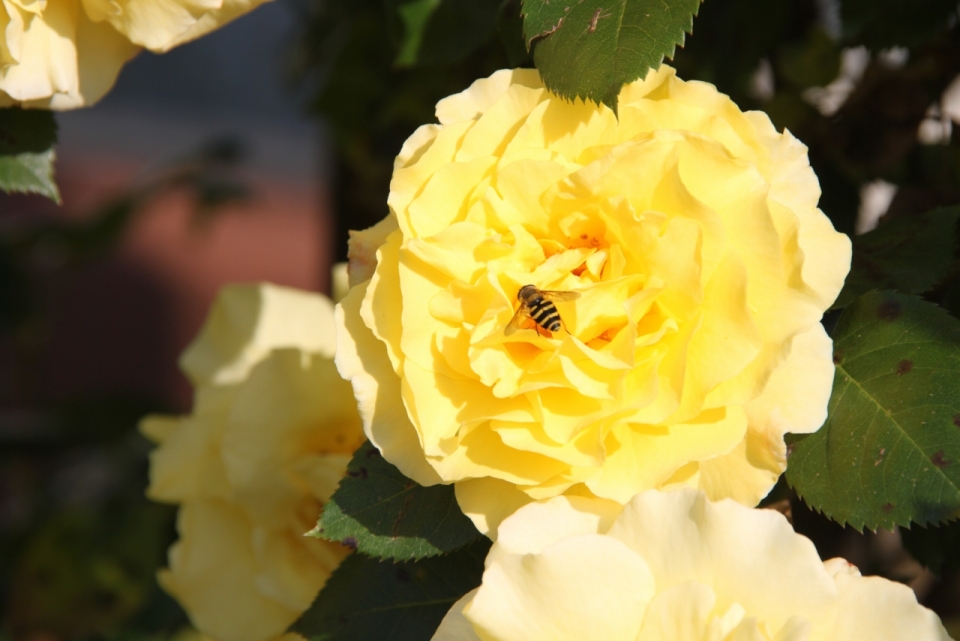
[877,299,903,321]
[291,537,490,641]
[874,447,886,466]
[932,451,951,469]
[788,292,960,530]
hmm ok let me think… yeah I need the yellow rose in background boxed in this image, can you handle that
[336,66,851,536]
[143,283,365,641]
[0,0,270,108]
[433,489,952,641]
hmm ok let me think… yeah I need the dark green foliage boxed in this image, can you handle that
[901,520,960,575]
[834,206,960,308]
[0,108,59,202]
[393,0,443,65]
[294,0,515,260]
[778,27,842,89]
[310,441,481,560]
[0,243,31,333]
[499,0,532,67]
[669,0,805,107]
[6,504,174,639]
[0,108,57,154]
[521,0,702,111]
[291,538,490,641]
[392,0,503,67]
[841,0,960,50]
[787,292,960,531]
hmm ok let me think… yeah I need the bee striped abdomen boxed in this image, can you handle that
[505,284,579,336]
[531,299,562,332]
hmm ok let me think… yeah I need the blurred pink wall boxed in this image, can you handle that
[47,147,330,412]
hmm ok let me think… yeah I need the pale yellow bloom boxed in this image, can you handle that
[143,283,365,641]
[0,0,270,108]
[433,489,952,641]
[336,66,851,536]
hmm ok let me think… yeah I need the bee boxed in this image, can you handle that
[505,285,581,336]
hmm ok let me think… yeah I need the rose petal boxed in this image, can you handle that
[335,281,443,485]
[608,489,837,633]
[159,501,303,641]
[431,591,483,641]
[221,349,363,527]
[464,535,654,641]
[180,284,337,387]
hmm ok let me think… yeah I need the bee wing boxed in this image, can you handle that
[541,290,581,302]
[504,304,529,336]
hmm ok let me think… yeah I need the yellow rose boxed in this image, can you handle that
[142,283,365,641]
[0,0,269,108]
[336,66,851,536]
[433,489,952,641]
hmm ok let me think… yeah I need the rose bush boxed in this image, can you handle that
[0,0,269,108]
[433,488,952,641]
[143,283,364,641]
[336,65,851,535]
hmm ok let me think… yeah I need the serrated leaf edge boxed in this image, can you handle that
[522,0,703,111]
[0,148,61,203]
[311,502,482,563]
[788,294,960,532]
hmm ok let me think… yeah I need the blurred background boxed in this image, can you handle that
[0,3,332,638]
[4,0,960,638]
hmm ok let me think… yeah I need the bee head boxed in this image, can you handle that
[517,285,538,302]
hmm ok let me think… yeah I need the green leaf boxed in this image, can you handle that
[392,0,501,67]
[833,206,960,309]
[309,441,481,560]
[901,520,960,576]
[291,538,490,641]
[777,27,841,90]
[786,291,960,531]
[840,0,960,51]
[394,0,442,65]
[0,108,57,154]
[0,108,60,202]
[521,0,702,111]
[498,0,532,68]
[10,502,174,638]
